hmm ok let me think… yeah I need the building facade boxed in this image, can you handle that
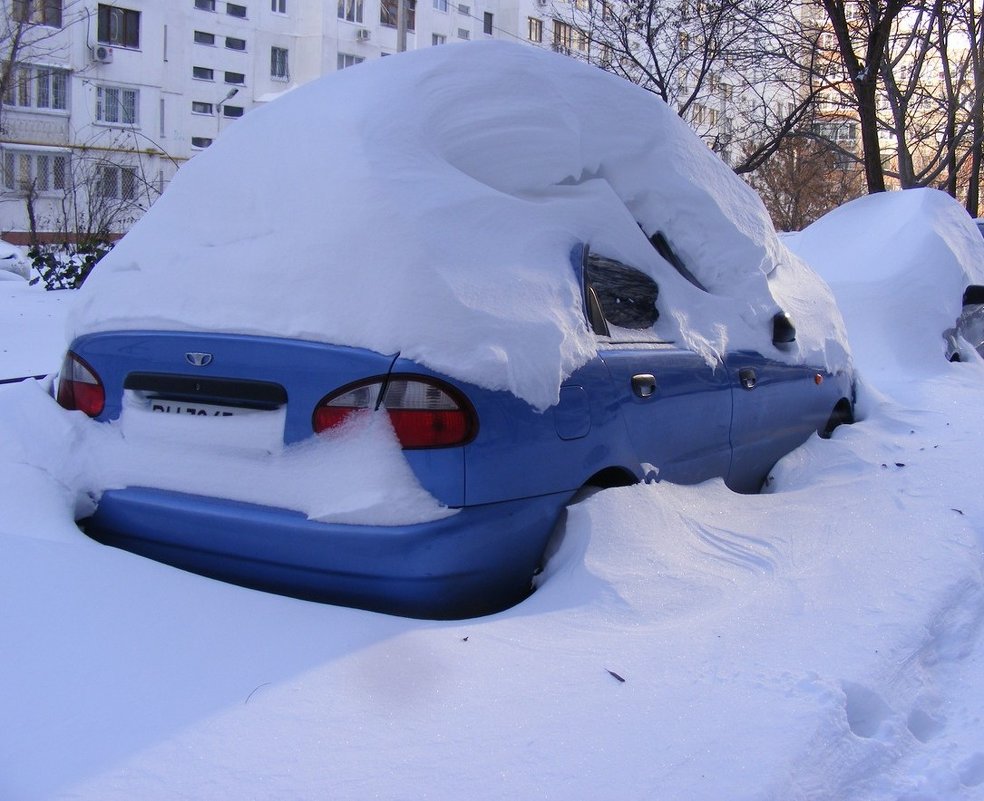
[1,0,733,242]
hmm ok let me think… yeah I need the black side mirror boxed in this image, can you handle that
[962,285,984,306]
[773,312,796,347]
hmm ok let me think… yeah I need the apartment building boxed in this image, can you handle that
[1,0,729,242]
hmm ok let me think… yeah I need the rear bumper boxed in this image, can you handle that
[81,488,571,618]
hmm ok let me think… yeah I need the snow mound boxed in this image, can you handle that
[786,188,984,373]
[70,41,849,410]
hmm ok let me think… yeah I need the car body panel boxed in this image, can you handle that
[86,486,571,619]
[726,352,851,492]
[597,344,733,485]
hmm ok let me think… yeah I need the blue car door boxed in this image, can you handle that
[579,249,733,484]
[725,351,829,492]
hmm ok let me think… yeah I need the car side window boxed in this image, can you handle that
[585,253,659,330]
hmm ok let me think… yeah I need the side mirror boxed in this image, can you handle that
[962,285,984,306]
[772,312,796,347]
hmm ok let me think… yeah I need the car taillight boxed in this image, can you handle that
[313,375,477,449]
[56,351,105,417]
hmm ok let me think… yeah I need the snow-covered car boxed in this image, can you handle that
[945,286,984,361]
[786,189,984,369]
[0,239,30,281]
[57,42,854,618]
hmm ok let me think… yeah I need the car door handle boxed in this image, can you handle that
[632,373,657,398]
[738,368,757,390]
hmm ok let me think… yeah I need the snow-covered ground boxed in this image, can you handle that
[1,39,983,798]
[2,194,984,799]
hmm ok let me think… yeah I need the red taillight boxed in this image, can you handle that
[56,352,105,417]
[313,376,476,449]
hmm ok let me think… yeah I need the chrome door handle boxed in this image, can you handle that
[632,373,657,398]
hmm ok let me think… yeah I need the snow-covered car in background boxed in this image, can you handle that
[57,42,854,618]
[787,189,984,369]
[0,239,30,281]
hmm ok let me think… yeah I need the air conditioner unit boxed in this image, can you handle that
[356,27,371,41]
[91,45,113,63]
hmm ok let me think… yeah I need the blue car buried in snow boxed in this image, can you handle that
[56,43,855,618]
[58,244,854,618]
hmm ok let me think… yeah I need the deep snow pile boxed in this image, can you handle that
[69,41,849,411]
[786,188,984,373]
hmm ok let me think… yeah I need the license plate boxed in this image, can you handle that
[149,399,240,417]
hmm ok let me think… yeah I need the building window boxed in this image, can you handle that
[96,85,138,125]
[97,4,140,48]
[457,27,469,38]
[271,0,286,10]
[2,65,69,111]
[191,100,213,114]
[191,136,213,148]
[222,105,244,117]
[224,71,246,84]
[433,0,447,9]
[12,0,62,27]
[225,36,247,50]
[380,0,413,28]
[270,47,289,79]
[337,53,364,69]
[458,3,469,12]
[226,2,247,16]
[483,11,493,34]
[2,149,68,194]
[97,164,138,200]
[432,33,446,44]
[192,66,214,80]
[528,17,542,42]
[194,30,215,44]
[553,20,573,52]
[338,0,363,22]
[194,0,216,9]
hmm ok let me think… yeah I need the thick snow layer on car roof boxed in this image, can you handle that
[69,41,850,410]
[786,188,984,372]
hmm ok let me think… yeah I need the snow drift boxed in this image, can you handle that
[786,188,984,373]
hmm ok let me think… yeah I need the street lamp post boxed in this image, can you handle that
[215,87,239,136]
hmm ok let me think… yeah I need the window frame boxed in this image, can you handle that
[271,0,286,11]
[192,65,215,80]
[226,2,247,17]
[270,46,289,80]
[96,162,138,201]
[95,84,139,126]
[338,0,364,23]
[337,52,364,70]
[379,0,414,28]
[97,4,140,49]
[193,30,216,45]
[12,0,62,27]
[1,64,69,112]
[225,35,247,50]
[1,147,69,195]
[528,17,543,42]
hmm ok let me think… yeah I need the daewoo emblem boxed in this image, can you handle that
[185,352,213,367]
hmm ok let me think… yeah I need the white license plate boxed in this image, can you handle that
[149,399,242,417]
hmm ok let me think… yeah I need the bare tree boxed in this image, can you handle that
[746,135,865,228]
[812,0,908,192]
[563,0,821,171]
